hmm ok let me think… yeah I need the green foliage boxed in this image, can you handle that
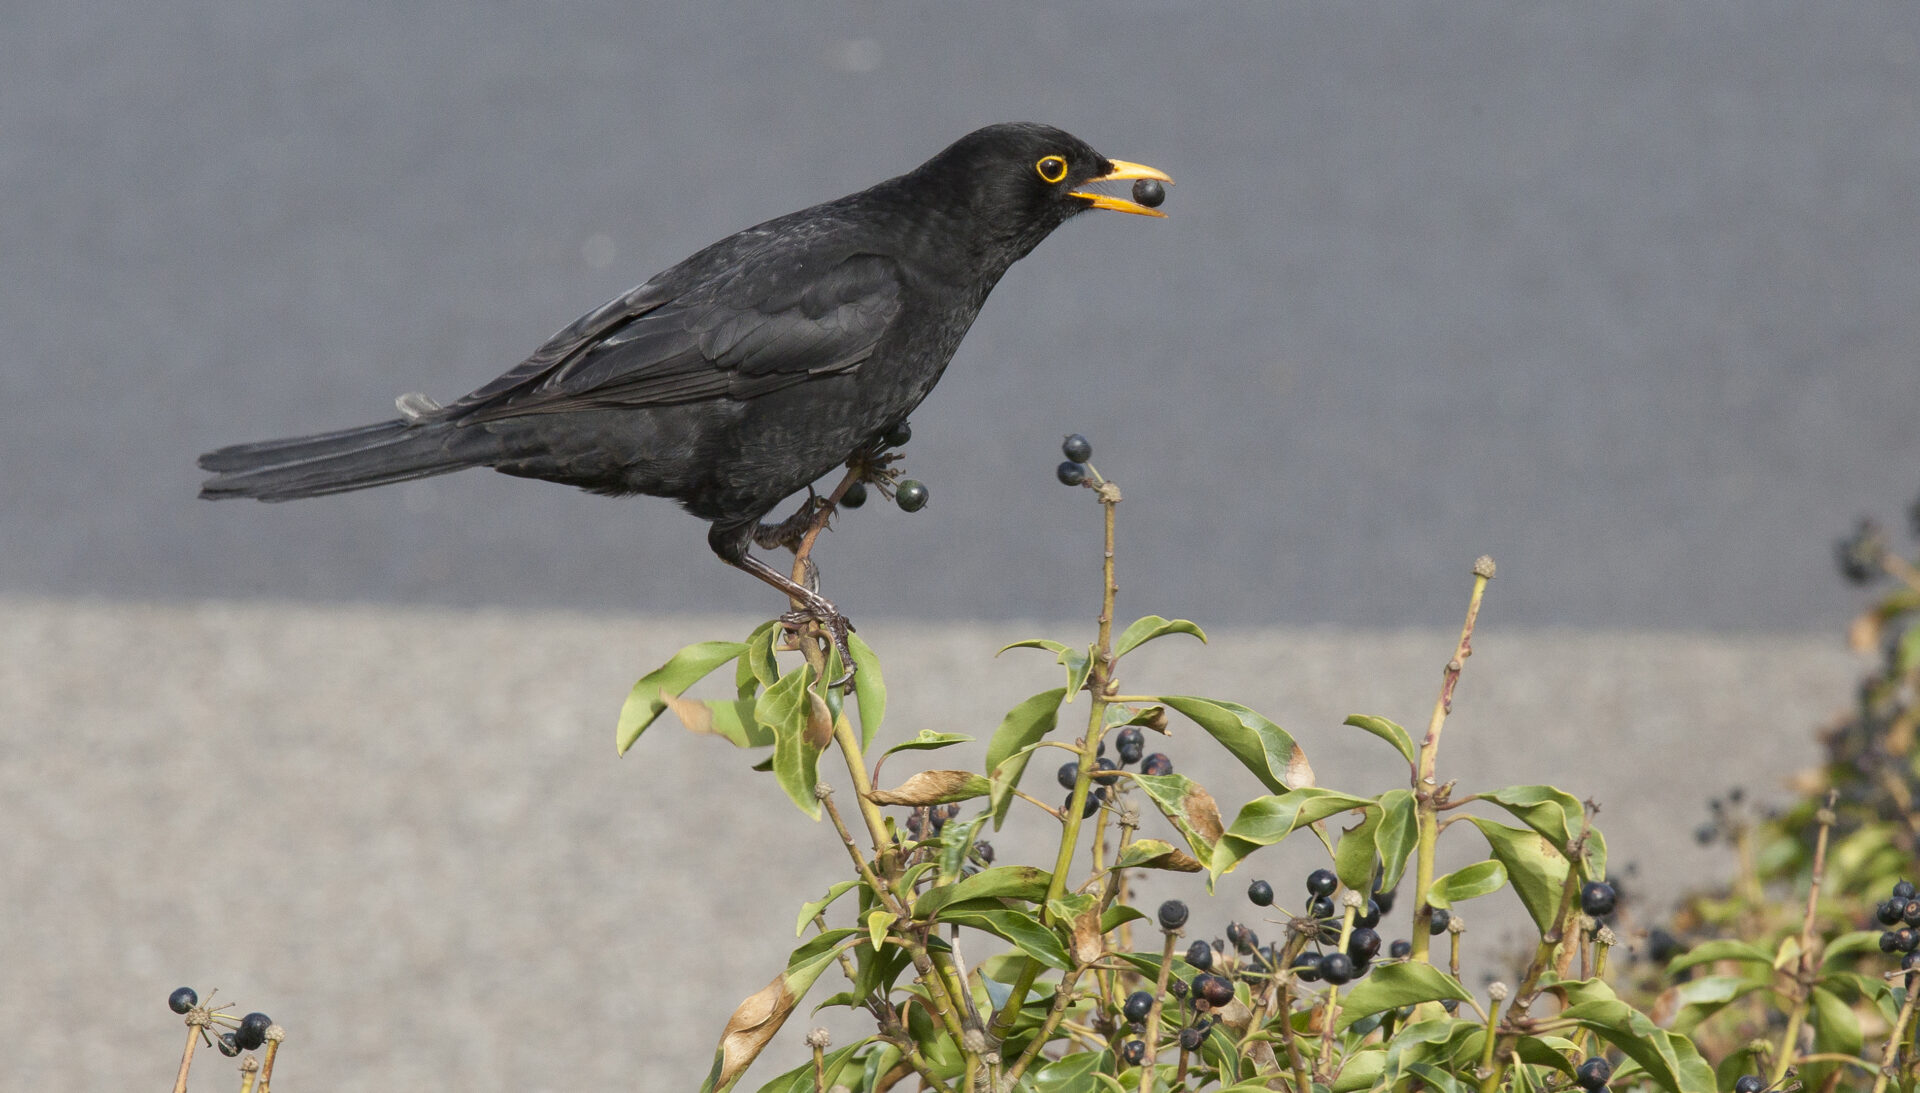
[613,480,1920,1092]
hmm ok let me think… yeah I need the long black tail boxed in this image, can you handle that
[198,419,484,501]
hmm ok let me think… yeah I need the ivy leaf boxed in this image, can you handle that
[1426,860,1509,908]
[1115,839,1206,872]
[1343,714,1416,767]
[794,879,861,936]
[998,640,1092,699]
[758,666,824,820]
[700,929,857,1093]
[846,633,886,750]
[940,908,1074,971]
[866,770,990,806]
[617,640,749,753]
[736,621,780,699]
[1466,817,1568,934]
[937,812,989,880]
[1664,938,1775,975]
[1112,615,1207,659]
[879,730,973,759]
[1209,788,1374,880]
[662,694,771,749]
[1376,789,1420,892]
[1558,999,1716,1093]
[1334,805,1383,892]
[1159,695,1313,792]
[1033,1052,1106,1093]
[1134,774,1226,872]
[985,688,1068,829]
[1482,785,1607,881]
[913,865,1052,918]
[1336,962,1472,1030]
[865,909,896,952]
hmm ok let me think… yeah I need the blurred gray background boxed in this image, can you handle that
[5,2,1918,1090]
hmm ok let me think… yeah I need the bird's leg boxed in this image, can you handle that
[753,488,831,553]
[727,551,857,685]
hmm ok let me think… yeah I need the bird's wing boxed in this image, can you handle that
[448,249,903,421]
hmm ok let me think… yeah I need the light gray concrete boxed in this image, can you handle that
[1,597,1863,1089]
[6,2,1920,630]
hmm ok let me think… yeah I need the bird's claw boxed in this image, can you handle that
[754,494,834,553]
[780,601,858,688]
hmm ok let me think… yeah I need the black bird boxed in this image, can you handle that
[199,123,1170,647]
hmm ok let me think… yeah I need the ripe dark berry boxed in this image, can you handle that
[1307,895,1334,919]
[973,841,994,864]
[1185,939,1214,970]
[1905,950,1920,973]
[1903,899,1920,927]
[1197,973,1235,1007]
[1093,757,1121,784]
[1158,899,1189,931]
[1347,927,1381,963]
[1372,888,1396,915]
[1248,879,1274,906]
[839,480,867,508]
[1121,1039,1147,1066]
[1065,791,1099,818]
[1062,434,1093,463]
[1291,952,1323,982]
[1115,727,1145,765]
[1897,880,1918,900]
[1580,881,1617,917]
[1057,461,1088,486]
[1132,178,1166,209]
[1575,1055,1612,1089]
[168,987,198,1014]
[1178,1025,1205,1051]
[1389,939,1412,959]
[1057,761,1080,790]
[235,1012,272,1051]
[1354,899,1381,929]
[217,1033,241,1058]
[1427,906,1452,935]
[1226,922,1258,954]
[1880,899,1906,926]
[1306,869,1338,897]
[884,422,912,448]
[1320,952,1354,985]
[894,480,928,512]
[1732,1078,1764,1093]
[1881,931,1902,953]
[1646,929,1683,964]
[1140,753,1173,776]
[1899,928,1919,953]
[1122,990,1155,1022]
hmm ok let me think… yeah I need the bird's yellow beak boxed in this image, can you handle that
[1071,159,1174,218]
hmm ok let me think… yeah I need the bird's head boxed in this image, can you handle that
[904,123,1172,262]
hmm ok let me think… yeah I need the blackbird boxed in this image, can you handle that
[199,122,1170,653]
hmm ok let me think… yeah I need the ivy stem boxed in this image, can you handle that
[1870,972,1920,1093]
[1773,792,1840,1087]
[1135,930,1180,1093]
[1411,557,1495,962]
[987,475,1123,1046]
[171,1023,200,1093]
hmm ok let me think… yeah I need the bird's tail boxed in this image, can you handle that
[198,419,483,501]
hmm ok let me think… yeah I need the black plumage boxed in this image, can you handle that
[199,122,1170,635]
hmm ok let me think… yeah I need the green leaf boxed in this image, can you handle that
[1376,789,1419,892]
[748,1040,868,1093]
[1811,985,1862,1056]
[735,621,780,699]
[1112,615,1207,659]
[985,688,1068,829]
[866,909,896,952]
[1209,788,1374,879]
[1336,962,1473,1029]
[1159,695,1313,792]
[879,730,973,759]
[1334,805,1383,892]
[661,695,771,749]
[1482,785,1607,881]
[1664,938,1776,975]
[998,639,1092,699]
[913,865,1052,918]
[1133,774,1227,871]
[1466,817,1568,934]
[1559,999,1716,1093]
[794,879,861,935]
[1343,713,1416,766]
[617,640,749,753]
[1427,860,1509,908]
[938,812,989,879]
[847,633,886,750]
[758,665,825,820]
[939,908,1075,970]
[1821,929,1889,962]
[1514,1037,1580,1079]
[1033,1052,1105,1093]
[1115,838,1205,872]
[1330,1048,1386,1093]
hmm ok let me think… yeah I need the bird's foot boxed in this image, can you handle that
[780,598,857,688]
[754,493,833,552]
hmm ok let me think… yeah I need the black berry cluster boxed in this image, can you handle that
[1876,879,1920,956]
[904,803,964,839]
[1056,434,1095,488]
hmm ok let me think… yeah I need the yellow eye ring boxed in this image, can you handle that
[1035,155,1069,184]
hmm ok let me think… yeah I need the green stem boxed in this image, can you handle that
[1135,931,1180,1093]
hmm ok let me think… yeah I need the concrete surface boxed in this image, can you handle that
[0,597,1865,1089]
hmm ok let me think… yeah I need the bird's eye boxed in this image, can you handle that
[1035,155,1069,184]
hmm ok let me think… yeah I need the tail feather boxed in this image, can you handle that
[198,419,482,501]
